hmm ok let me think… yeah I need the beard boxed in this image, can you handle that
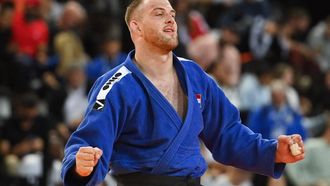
[144,29,179,52]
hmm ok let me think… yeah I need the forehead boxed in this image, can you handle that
[140,0,173,11]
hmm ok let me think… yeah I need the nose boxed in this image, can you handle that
[165,15,175,25]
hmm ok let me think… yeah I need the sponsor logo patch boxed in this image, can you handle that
[93,66,131,110]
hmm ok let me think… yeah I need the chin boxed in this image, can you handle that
[161,42,178,52]
[161,38,178,51]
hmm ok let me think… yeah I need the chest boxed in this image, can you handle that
[150,74,187,119]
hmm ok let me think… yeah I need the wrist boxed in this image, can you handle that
[275,143,281,163]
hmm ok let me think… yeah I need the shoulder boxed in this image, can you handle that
[89,65,134,100]
[88,65,139,111]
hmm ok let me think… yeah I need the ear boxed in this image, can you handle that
[130,20,142,35]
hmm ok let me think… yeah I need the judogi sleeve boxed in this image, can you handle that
[199,75,285,178]
[61,75,128,186]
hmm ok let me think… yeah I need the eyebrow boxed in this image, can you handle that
[152,7,176,15]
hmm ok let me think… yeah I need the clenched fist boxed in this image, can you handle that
[275,134,305,163]
[75,147,103,177]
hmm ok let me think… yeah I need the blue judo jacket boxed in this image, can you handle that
[61,51,285,185]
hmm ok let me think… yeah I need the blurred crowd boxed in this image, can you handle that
[0,0,329,186]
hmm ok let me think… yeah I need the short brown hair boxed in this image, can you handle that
[125,0,144,27]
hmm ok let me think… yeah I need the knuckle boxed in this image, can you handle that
[80,146,93,152]
[87,161,95,167]
[86,166,94,173]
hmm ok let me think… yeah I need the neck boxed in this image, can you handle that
[134,45,174,79]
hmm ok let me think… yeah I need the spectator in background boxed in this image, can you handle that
[39,0,63,28]
[218,25,241,46]
[79,0,123,58]
[247,79,307,186]
[248,15,290,65]
[11,0,49,63]
[200,144,227,186]
[216,0,271,33]
[44,64,91,131]
[43,1,88,83]
[273,63,300,112]
[86,36,127,82]
[187,31,220,70]
[239,63,273,111]
[62,65,89,130]
[203,166,253,186]
[5,0,50,94]
[207,43,242,109]
[308,15,330,73]
[247,80,307,140]
[201,144,253,186]
[44,0,84,54]
[48,0,86,61]
[56,1,86,32]
[279,8,318,76]
[0,93,49,183]
[280,7,311,43]
[214,167,253,186]
[286,115,330,186]
[53,31,89,76]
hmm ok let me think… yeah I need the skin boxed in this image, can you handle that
[276,134,305,163]
[75,147,103,177]
[75,0,304,177]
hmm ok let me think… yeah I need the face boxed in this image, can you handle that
[295,16,310,32]
[216,46,241,86]
[283,68,294,85]
[265,20,278,35]
[103,40,122,59]
[221,29,240,45]
[17,105,39,121]
[135,0,178,51]
[67,68,85,89]
[272,90,286,108]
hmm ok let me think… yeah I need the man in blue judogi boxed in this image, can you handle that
[61,0,305,185]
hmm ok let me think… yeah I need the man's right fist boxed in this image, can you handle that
[75,147,103,177]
